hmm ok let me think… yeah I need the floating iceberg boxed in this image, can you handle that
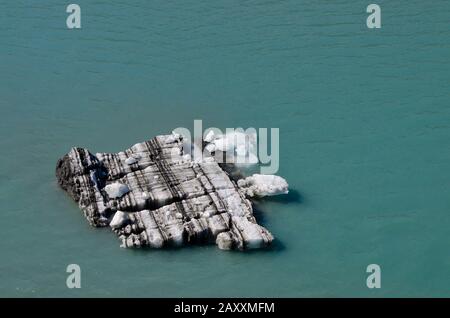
[56,133,289,250]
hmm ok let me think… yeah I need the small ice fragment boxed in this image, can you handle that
[104,182,129,198]
[213,137,231,152]
[204,130,216,143]
[165,131,181,144]
[171,131,181,139]
[204,143,216,153]
[216,232,233,250]
[237,174,289,197]
[132,153,142,160]
[110,211,129,229]
[125,157,137,165]
[206,131,259,165]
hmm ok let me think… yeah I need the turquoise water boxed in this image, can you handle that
[1,1,450,297]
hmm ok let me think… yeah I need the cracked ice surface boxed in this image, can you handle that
[56,133,287,250]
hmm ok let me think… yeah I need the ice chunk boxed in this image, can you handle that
[204,143,216,153]
[204,130,216,143]
[216,232,233,250]
[165,131,181,144]
[204,131,259,165]
[110,211,129,229]
[232,216,271,249]
[237,174,288,197]
[212,137,230,152]
[125,157,137,165]
[104,182,129,198]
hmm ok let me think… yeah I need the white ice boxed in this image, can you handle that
[104,182,130,198]
[110,211,129,229]
[203,131,259,164]
[165,131,182,144]
[125,157,137,165]
[204,130,215,143]
[237,174,289,197]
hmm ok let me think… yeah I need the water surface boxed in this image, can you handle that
[0,1,449,297]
